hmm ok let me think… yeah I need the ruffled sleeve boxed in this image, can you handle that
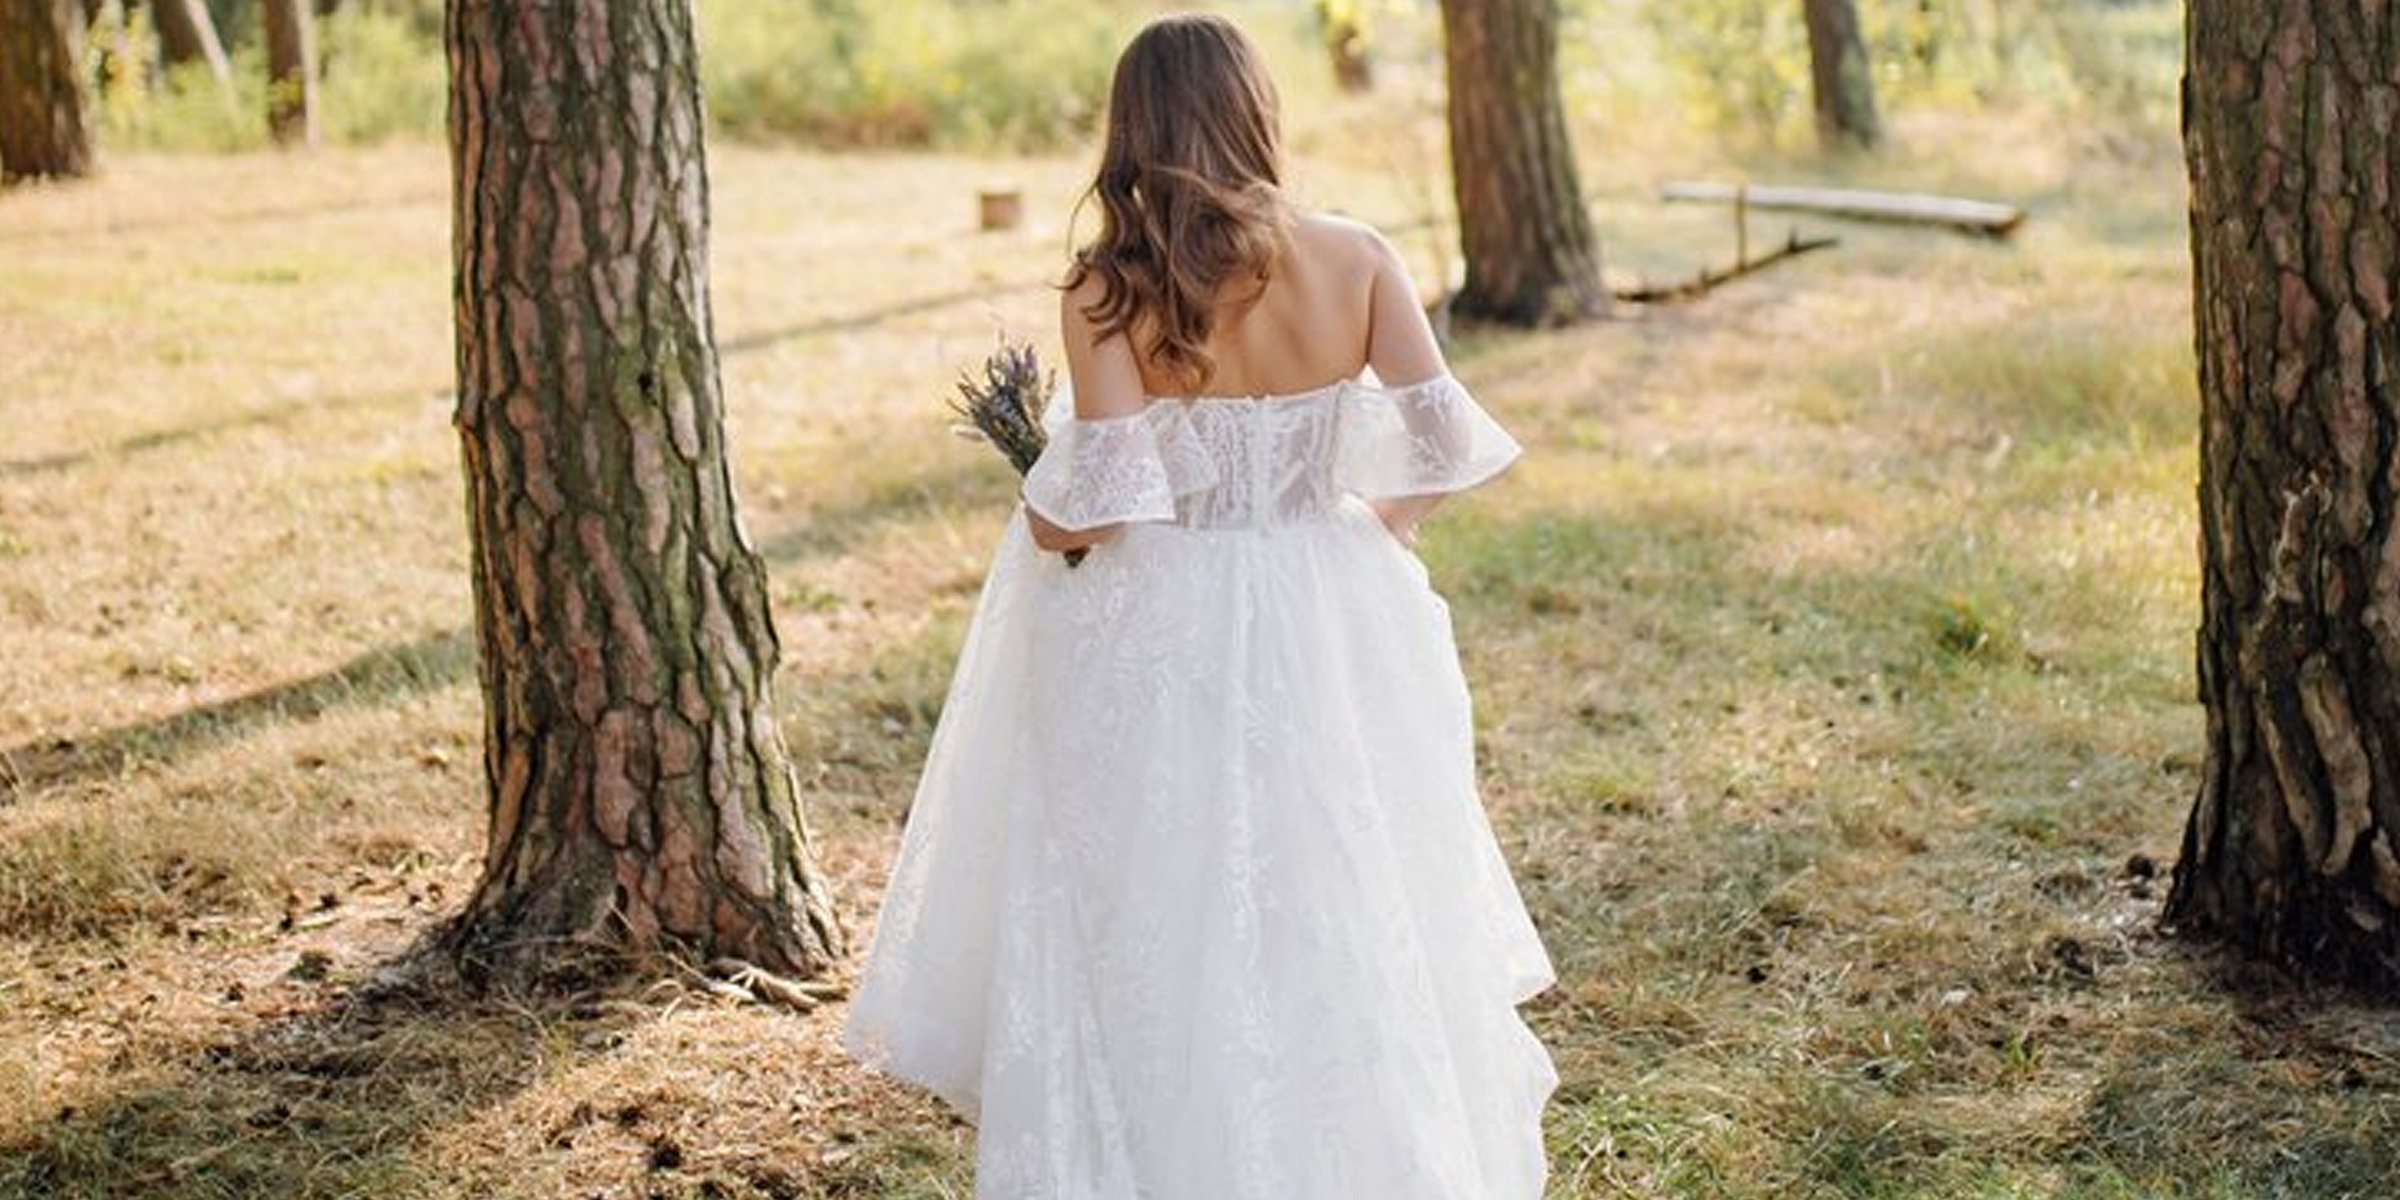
[1335,373,1523,499]
[1021,403,1220,531]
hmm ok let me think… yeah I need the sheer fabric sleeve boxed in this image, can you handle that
[1021,403,1219,531]
[1335,374,1523,499]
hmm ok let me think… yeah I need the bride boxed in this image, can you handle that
[841,11,1558,1197]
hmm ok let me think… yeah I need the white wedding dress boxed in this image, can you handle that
[841,371,1558,1199]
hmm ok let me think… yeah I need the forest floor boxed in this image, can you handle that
[5,106,2400,1199]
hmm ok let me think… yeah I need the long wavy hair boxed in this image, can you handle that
[1063,13,1293,391]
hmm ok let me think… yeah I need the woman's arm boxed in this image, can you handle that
[1361,230,1453,543]
[1027,279,1153,554]
[1025,499,1113,553]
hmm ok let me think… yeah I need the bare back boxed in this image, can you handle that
[1061,212,1449,417]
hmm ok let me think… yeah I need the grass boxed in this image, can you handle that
[7,11,2400,1198]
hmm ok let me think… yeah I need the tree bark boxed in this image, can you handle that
[150,0,232,88]
[1805,0,1882,151]
[0,0,92,183]
[262,0,317,146]
[443,0,844,986]
[2167,0,2400,987]
[1439,0,1608,326]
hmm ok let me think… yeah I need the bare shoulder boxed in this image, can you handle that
[1055,265,1146,417]
[1058,267,1109,331]
[1286,210,1398,275]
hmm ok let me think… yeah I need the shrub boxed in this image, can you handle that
[1587,0,2182,148]
[700,0,1121,150]
[83,0,1125,154]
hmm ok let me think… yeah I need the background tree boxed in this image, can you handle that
[0,0,93,182]
[1315,0,1373,93]
[152,0,234,89]
[2168,0,2400,986]
[262,0,317,145]
[1439,0,1607,326]
[443,0,844,986]
[1804,0,1881,150]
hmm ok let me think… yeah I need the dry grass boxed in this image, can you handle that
[4,57,2398,1200]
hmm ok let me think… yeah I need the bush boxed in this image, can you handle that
[87,6,445,152]
[701,0,1122,150]
[317,7,449,145]
[83,0,1125,155]
[1580,0,2182,148]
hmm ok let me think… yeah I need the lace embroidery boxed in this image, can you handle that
[1019,374,1521,534]
[1020,404,1220,531]
[842,371,1556,1198]
[1333,374,1523,500]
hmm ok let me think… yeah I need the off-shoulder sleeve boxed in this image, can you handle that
[1021,403,1219,531]
[1335,374,1523,499]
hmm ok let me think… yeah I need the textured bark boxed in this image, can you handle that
[262,0,317,147]
[1804,0,1882,151]
[1439,0,1608,326]
[150,0,231,87]
[2167,0,2400,987]
[0,0,91,182]
[444,0,843,985]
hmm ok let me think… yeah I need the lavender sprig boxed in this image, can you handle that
[948,339,1085,565]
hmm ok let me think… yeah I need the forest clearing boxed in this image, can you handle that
[5,0,2399,1196]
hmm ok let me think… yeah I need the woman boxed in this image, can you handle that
[841,13,1556,1197]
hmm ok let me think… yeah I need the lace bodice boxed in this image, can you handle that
[1020,373,1521,532]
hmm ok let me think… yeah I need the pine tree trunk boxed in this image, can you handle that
[262,0,316,146]
[0,0,92,183]
[443,0,843,986]
[2167,0,2400,987]
[1805,0,1882,151]
[1439,0,1608,327]
[150,0,232,87]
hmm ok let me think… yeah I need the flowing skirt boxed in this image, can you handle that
[842,494,1557,1199]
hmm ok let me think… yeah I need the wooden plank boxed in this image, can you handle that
[1614,231,1841,304]
[1661,181,2027,237]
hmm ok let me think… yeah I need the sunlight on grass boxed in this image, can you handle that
[9,1,2398,1195]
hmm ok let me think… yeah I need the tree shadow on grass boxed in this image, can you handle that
[0,950,589,1200]
[2060,955,2400,1197]
[0,628,475,803]
[0,940,850,1200]
[0,610,986,1199]
[750,453,1003,567]
[0,449,991,807]
[1447,493,2399,1196]
[0,383,454,481]
[0,190,450,247]
[0,279,1046,483]
[718,280,1049,357]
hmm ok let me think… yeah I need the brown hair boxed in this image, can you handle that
[1063,12,1292,390]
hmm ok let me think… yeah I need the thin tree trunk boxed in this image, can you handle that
[262,0,316,146]
[0,0,93,183]
[1805,0,1882,151]
[1316,0,1372,93]
[443,0,843,986]
[87,0,136,94]
[2167,0,2400,987]
[1439,0,1608,326]
[150,0,231,88]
